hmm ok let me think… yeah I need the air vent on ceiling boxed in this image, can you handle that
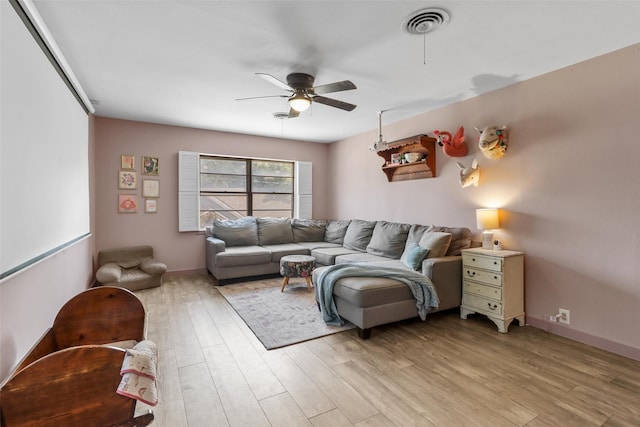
[272,112,289,120]
[402,7,450,35]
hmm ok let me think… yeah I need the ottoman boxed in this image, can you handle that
[279,255,316,292]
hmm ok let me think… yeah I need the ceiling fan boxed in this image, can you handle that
[236,72,357,118]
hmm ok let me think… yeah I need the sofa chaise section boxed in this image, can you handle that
[312,223,471,338]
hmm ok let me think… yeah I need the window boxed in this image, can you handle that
[199,156,294,228]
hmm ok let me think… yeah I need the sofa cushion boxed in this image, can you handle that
[400,243,430,270]
[213,217,259,247]
[291,219,327,242]
[215,246,271,267]
[335,253,392,264]
[257,217,294,245]
[98,245,154,267]
[366,221,410,259]
[405,224,431,247]
[96,263,122,283]
[428,226,472,256]
[419,232,452,258]
[140,258,167,275]
[117,258,141,269]
[311,247,360,266]
[261,243,310,263]
[294,241,342,251]
[324,220,351,244]
[343,219,376,252]
[311,267,413,308]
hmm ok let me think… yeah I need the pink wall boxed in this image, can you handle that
[0,116,96,382]
[327,44,640,359]
[93,118,330,274]
[5,44,634,383]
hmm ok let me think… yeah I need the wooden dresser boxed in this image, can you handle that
[460,248,525,333]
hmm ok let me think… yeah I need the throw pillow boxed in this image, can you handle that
[343,219,377,252]
[213,216,259,246]
[291,219,327,242]
[257,217,294,245]
[117,258,141,269]
[366,221,411,259]
[400,243,430,270]
[324,220,351,244]
[427,225,472,256]
[419,231,452,258]
[405,224,431,246]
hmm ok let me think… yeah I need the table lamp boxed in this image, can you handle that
[476,208,500,249]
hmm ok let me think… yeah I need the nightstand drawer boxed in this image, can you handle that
[462,254,503,272]
[463,267,503,287]
[464,281,502,300]
[462,293,503,316]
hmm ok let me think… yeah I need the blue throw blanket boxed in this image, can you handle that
[315,264,440,326]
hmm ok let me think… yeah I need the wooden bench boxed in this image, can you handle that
[1,286,154,426]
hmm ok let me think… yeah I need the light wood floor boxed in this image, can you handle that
[134,274,640,427]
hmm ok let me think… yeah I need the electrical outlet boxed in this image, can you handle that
[558,308,570,325]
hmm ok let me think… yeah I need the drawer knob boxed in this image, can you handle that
[494,276,498,280]
[466,270,476,277]
[493,261,498,265]
[487,303,498,311]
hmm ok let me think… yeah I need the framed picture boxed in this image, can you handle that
[142,179,160,198]
[142,156,159,175]
[118,194,137,213]
[121,154,135,170]
[144,199,158,213]
[118,170,137,189]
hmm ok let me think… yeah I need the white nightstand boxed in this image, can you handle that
[460,248,525,333]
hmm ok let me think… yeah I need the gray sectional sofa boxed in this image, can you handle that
[205,216,472,338]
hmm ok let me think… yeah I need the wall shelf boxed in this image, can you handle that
[376,134,437,182]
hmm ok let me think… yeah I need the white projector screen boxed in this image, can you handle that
[1,0,90,279]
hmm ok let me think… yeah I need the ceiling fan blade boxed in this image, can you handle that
[288,108,300,119]
[256,73,293,91]
[313,96,357,111]
[235,95,288,101]
[313,80,357,95]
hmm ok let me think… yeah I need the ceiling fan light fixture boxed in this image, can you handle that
[289,92,311,112]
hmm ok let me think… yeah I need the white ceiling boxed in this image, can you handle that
[31,0,640,143]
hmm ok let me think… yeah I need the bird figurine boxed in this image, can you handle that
[434,126,467,157]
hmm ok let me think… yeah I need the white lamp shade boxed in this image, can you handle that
[476,208,500,230]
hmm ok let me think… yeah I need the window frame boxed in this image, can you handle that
[198,155,294,228]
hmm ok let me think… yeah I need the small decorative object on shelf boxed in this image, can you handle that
[493,239,502,250]
[376,134,436,182]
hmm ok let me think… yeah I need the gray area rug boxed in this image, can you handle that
[217,277,354,350]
